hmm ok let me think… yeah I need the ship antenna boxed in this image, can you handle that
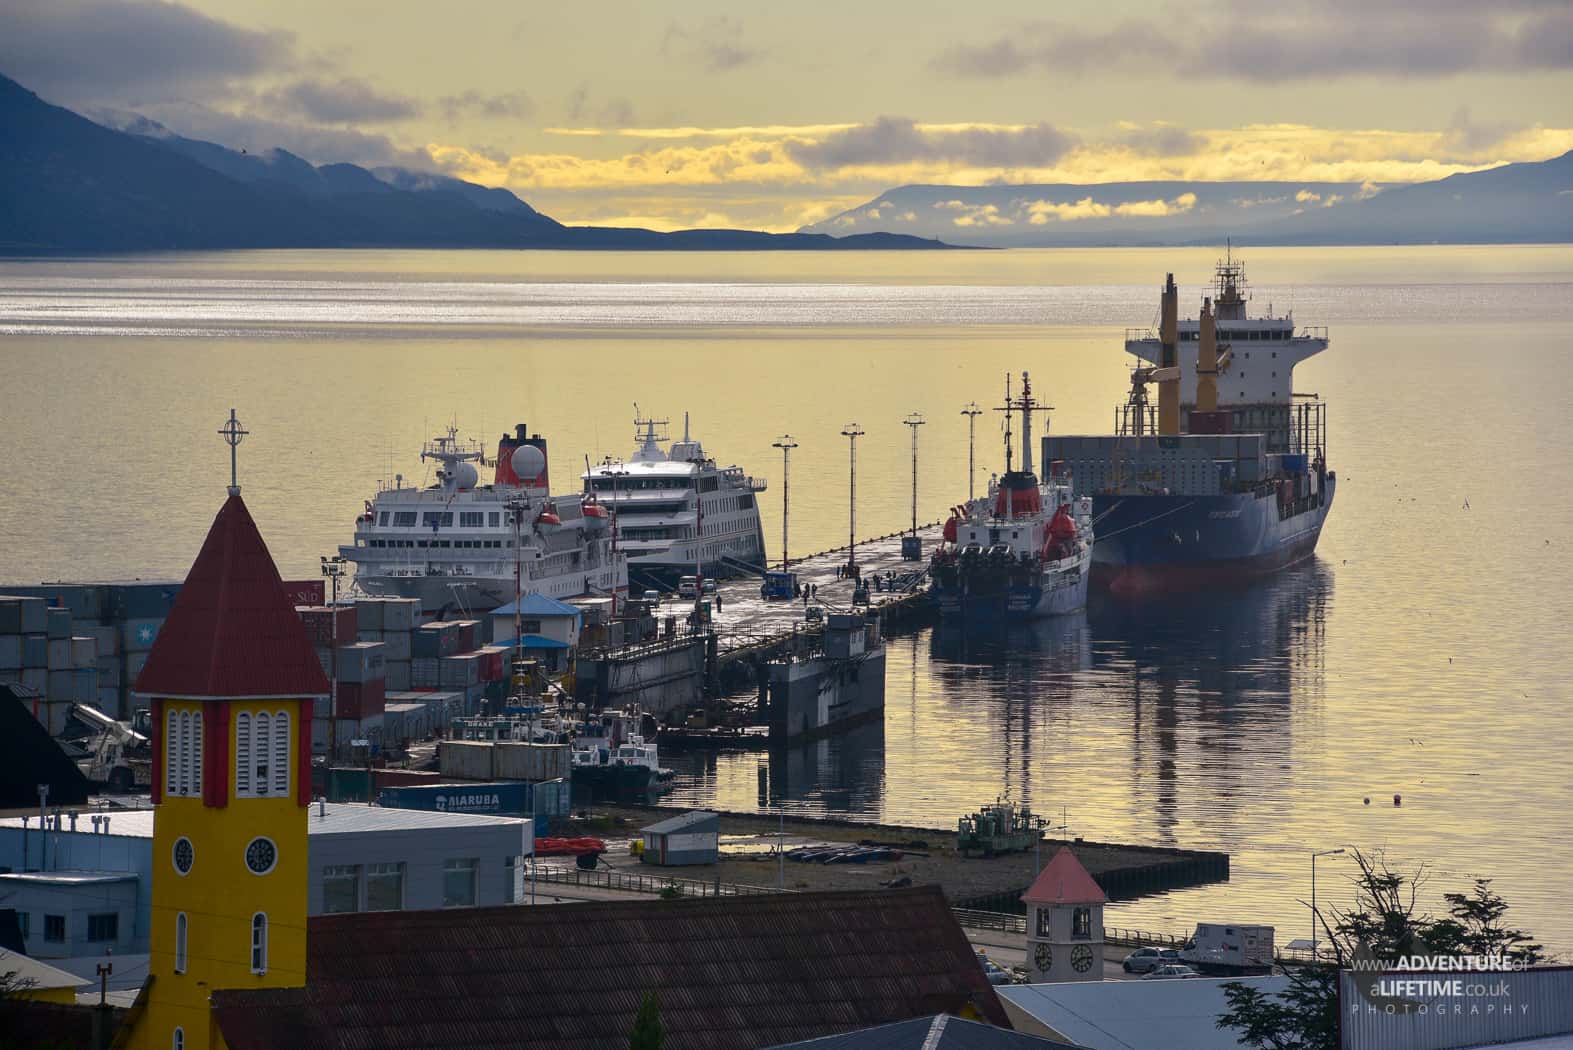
[684,411,690,444]
[218,408,248,496]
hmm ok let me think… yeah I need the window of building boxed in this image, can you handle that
[366,862,405,911]
[1073,907,1092,939]
[175,913,187,973]
[323,865,361,913]
[443,857,478,907]
[422,511,454,528]
[488,512,500,527]
[165,709,203,798]
[272,711,290,796]
[87,913,118,942]
[520,619,542,634]
[377,512,389,526]
[44,914,65,942]
[459,512,485,528]
[250,913,268,974]
[1036,908,1052,938]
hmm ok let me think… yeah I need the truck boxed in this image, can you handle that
[70,704,153,793]
[760,571,799,601]
[1178,923,1275,975]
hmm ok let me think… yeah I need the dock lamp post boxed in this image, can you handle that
[903,413,925,537]
[772,435,797,571]
[1311,847,1345,960]
[961,402,982,503]
[320,555,347,759]
[841,423,864,571]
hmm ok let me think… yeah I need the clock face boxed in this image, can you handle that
[245,837,277,875]
[1034,943,1053,972]
[172,837,194,875]
[1071,944,1095,973]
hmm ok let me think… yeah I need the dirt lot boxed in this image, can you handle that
[555,804,1222,905]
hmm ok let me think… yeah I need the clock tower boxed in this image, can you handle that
[128,482,330,1050]
[1022,847,1106,983]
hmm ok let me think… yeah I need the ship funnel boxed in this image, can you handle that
[1158,274,1180,436]
[495,423,550,491]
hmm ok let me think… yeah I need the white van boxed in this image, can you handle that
[677,576,700,599]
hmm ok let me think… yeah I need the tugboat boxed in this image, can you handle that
[929,373,1093,620]
[569,708,675,801]
[956,798,1044,858]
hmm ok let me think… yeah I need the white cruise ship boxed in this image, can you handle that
[341,424,626,614]
[582,411,767,589]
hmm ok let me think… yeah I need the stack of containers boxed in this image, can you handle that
[117,582,178,716]
[0,594,50,707]
[413,621,460,689]
[336,641,387,720]
[355,598,418,692]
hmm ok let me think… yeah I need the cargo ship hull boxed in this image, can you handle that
[1091,475,1335,593]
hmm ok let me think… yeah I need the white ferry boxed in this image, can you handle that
[341,424,627,614]
[582,410,767,590]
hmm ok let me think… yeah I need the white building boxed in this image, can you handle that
[1023,847,1106,983]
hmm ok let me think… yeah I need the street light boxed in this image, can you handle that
[840,423,864,571]
[320,555,347,759]
[1311,848,1345,961]
[771,436,797,570]
[902,413,925,538]
[961,402,982,503]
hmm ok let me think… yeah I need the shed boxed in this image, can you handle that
[489,594,581,649]
[640,809,719,866]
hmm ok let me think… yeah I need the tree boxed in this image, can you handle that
[1218,850,1542,1050]
[629,991,664,1050]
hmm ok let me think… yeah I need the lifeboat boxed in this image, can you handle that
[581,499,611,531]
[535,504,563,531]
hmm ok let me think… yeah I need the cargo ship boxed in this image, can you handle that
[341,424,627,613]
[930,373,1093,619]
[1044,254,1334,593]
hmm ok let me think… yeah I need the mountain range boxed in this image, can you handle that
[800,154,1573,247]
[0,72,948,254]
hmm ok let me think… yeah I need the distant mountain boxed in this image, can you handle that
[801,157,1573,247]
[0,72,950,254]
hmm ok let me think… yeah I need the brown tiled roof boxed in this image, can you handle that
[211,886,1007,1050]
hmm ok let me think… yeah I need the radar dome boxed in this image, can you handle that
[453,462,479,491]
[511,444,546,481]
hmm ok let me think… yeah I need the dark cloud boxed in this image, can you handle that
[566,85,638,127]
[1444,106,1516,154]
[116,99,434,170]
[438,90,534,122]
[263,77,420,124]
[790,117,1077,170]
[662,16,761,73]
[1119,126,1205,156]
[932,7,1573,81]
[0,0,294,104]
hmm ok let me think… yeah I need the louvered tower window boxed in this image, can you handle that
[235,713,252,796]
[271,710,290,796]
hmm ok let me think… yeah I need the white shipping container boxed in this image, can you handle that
[47,638,73,670]
[337,641,386,684]
[91,624,118,656]
[438,739,495,780]
[440,653,482,688]
[381,598,420,632]
[70,636,96,667]
[384,659,411,691]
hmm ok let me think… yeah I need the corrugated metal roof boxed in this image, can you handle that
[133,493,331,699]
[211,886,1007,1050]
[998,976,1291,1050]
[0,869,137,885]
[764,1013,1085,1048]
[490,594,581,617]
[641,810,718,835]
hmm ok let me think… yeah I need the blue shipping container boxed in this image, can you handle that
[1281,454,1309,474]
[379,781,533,816]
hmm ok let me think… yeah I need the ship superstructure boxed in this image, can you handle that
[341,424,626,612]
[582,409,767,590]
[1045,253,1335,592]
[930,373,1094,619]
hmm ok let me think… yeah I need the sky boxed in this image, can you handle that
[3,0,1571,231]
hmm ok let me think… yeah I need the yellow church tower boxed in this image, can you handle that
[128,415,330,1050]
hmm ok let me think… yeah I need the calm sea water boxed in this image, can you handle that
[2,246,1571,951]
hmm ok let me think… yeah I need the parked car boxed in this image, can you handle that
[1143,964,1202,980]
[1122,947,1167,973]
[975,951,1013,986]
[702,578,717,595]
[642,589,662,603]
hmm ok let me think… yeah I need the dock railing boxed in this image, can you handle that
[533,863,787,898]
[951,911,1324,966]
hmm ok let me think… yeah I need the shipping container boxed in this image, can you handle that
[109,582,180,620]
[377,630,412,661]
[412,658,441,689]
[125,651,149,682]
[47,668,74,699]
[355,597,385,631]
[494,742,572,781]
[337,677,387,719]
[280,579,325,606]
[440,652,483,689]
[298,605,357,647]
[414,621,461,659]
[21,668,47,693]
[0,596,50,635]
[45,607,72,640]
[1282,453,1309,475]
[23,634,48,668]
[121,618,163,652]
[91,624,118,656]
[69,636,96,667]
[381,598,420,633]
[378,781,533,816]
[384,659,411,691]
[337,641,386,684]
[95,656,121,687]
[438,740,496,780]
[0,635,20,670]
[476,646,506,682]
[449,619,480,652]
[46,637,73,669]
[72,668,98,703]
[97,687,122,715]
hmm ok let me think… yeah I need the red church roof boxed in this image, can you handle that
[134,493,330,700]
[1021,847,1107,906]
